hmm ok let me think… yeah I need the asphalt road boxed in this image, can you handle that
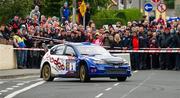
[1,70,180,98]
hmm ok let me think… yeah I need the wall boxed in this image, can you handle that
[0,44,16,70]
[175,0,180,16]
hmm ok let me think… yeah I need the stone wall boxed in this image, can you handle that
[175,0,180,16]
[0,44,16,70]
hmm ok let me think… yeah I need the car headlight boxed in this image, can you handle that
[123,59,129,65]
[93,60,106,64]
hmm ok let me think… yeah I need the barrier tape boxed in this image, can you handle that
[108,49,180,53]
[13,47,180,53]
[13,48,44,51]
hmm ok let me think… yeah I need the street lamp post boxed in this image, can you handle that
[72,0,76,24]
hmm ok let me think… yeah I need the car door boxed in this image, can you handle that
[63,46,77,73]
[49,45,67,75]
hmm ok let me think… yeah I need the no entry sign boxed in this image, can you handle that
[157,3,167,13]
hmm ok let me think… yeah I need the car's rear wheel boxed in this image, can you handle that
[42,64,54,81]
[117,77,127,81]
[79,65,90,82]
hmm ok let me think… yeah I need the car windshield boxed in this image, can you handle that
[75,45,111,56]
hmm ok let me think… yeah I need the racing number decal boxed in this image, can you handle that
[65,56,76,71]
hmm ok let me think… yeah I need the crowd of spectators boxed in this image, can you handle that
[0,9,180,70]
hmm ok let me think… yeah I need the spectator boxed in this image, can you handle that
[47,40,54,49]
[112,33,121,48]
[121,30,132,50]
[131,31,139,70]
[138,26,148,69]
[30,5,40,22]
[157,15,165,25]
[60,2,71,24]
[174,26,180,70]
[30,42,40,68]
[10,16,20,33]
[158,28,174,70]
[93,33,103,46]
[13,28,27,68]
[148,32,159,69]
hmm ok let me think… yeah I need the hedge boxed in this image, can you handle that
[92,9,143,28]
[93,18,126,29]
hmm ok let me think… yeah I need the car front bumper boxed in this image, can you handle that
[88,64,132,78]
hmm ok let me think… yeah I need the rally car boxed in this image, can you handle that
[40,42,131,82]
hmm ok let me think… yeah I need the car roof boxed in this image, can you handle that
[51,42,96,49]
[65,42,96,46]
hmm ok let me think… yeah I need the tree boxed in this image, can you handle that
[164,0,174,9]
[0,0,33,18]
[40,0,73,17]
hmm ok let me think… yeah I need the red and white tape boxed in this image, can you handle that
[108,49,180,53]
[13,47,180,53]
[13,48,44,51]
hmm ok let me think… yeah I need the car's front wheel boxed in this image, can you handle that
[117,77,127,81]
[42,64,54,81]
[79,65,90,82]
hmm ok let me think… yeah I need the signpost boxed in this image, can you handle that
[157,3,167,13]
[144,3,153,12]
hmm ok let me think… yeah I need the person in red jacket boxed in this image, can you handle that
[157,15,165,25]
[131,31,140,70]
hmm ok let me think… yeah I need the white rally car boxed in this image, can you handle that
[40,42,131,82]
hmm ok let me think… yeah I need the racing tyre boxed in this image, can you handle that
[42,64,54,81]
[79,65,90,82]
[117,77,127,81]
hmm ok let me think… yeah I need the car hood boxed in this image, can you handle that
[84,55,124,63]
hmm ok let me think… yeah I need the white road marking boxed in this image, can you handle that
[0,81,4,84]
[114,83,120,86]
[16,83,24,86]
[95,93,103,98]
[36,78,42,81]
[0,93,2,95]
[24,81,30,84]
[133,70,138,73]
[15,76,39,80]
[12,86,19,88]
[105,87,112,91]
[6,88,14,90]
[120,73,154,98]
[0,90,8,93]
[4,81,45,98]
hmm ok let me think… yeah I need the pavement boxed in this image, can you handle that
[0,69,40,79]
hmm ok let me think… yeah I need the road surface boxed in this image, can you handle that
[1,70,180,98]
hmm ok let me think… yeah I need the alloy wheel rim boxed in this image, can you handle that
[43,65,50,79]
[80,66,85,81]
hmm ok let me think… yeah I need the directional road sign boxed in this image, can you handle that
[144,3,153,12]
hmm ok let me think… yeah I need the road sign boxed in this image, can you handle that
[151,0,160,3]
[144,3,153,12]
[79,1,86,17]
[157,3,167,13]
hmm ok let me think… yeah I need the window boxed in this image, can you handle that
[54,45,65,55]
[65,46,76,56]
